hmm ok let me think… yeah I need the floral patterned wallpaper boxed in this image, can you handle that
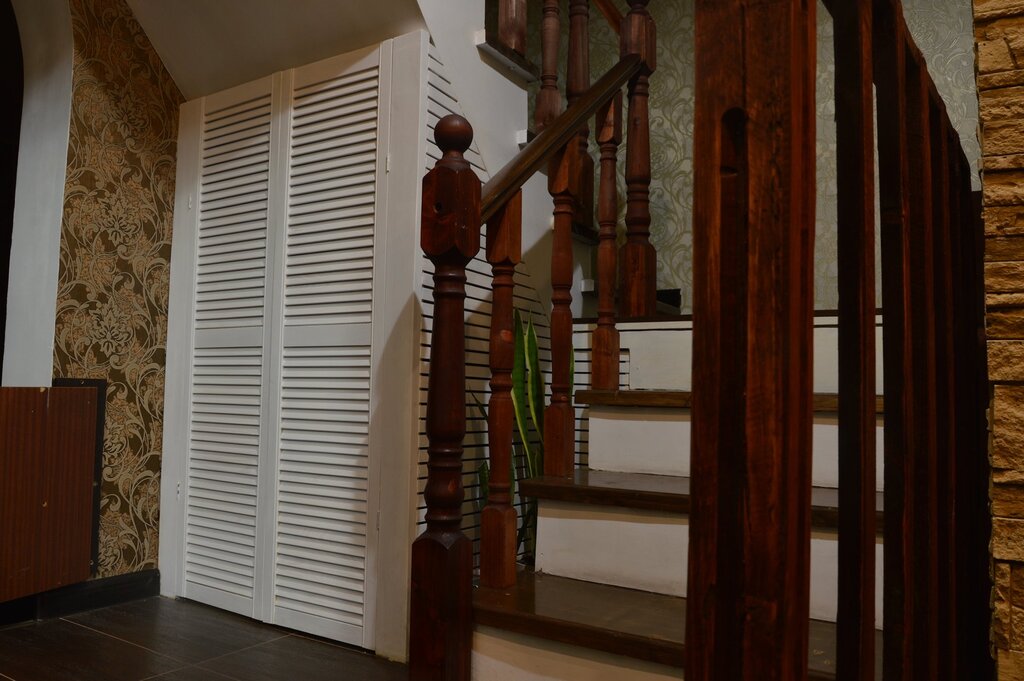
[535,1,978,311]
[53,0,183,578]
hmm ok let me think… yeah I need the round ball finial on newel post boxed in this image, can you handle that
[410,112,481,681]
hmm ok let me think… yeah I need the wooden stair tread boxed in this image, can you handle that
[520,468,884,533]
[474,570,877,678]
[473,571,686,667]
[575,389,885,414]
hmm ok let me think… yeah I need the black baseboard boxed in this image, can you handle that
[0,569,160,627]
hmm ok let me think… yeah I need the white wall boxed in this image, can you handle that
[416,0,559,312]
[3,0,73,386]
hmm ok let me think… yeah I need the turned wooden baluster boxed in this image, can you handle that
[409,115,480,681]
[545,143,582,478]
[536,0,562,132]
[592,93,622,390]
[498,0,527,57]
[480,191,522,589]
[567,0,594,232]
[618,0,657,317]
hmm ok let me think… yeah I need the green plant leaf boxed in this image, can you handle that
[526,316,544,442]
[477,459,490,506]
[511,310,531,449]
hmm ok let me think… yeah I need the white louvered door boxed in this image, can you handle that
[184,77,275,617]
[270,45,384,644]
[180,44,388,649]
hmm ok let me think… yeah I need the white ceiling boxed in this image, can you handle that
[126,0,426,99]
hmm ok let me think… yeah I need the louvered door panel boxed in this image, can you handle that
[183,79,273,616]
[270,46,382,645]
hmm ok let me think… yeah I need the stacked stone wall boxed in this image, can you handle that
[976,0,1024,676]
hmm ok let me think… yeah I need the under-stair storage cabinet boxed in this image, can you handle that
[160,32,431,653]
[0,387,98,602]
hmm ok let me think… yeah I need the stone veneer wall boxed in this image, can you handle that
[52,0,183,578]
[975,0,1024,676]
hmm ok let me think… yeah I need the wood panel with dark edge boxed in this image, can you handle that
[833,0,877,677]
[873,2,916,678]
[474,571,685,667]
[687,1,816,679]
[520,469,884,534]
[904,43,941,681]
[576,389,884,414]
[474,571,877,679]
[52,377,106,577]
[928,88,958,681]
[0,387,97,604]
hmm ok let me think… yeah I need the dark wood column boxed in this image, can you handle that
[687,1,816,679]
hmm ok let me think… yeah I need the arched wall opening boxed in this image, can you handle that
[0,0,23,370]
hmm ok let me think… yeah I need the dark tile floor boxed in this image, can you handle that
[0,597,407,681]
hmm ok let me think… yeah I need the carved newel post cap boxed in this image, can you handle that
[435,114,473,157]
[422,114,481,261]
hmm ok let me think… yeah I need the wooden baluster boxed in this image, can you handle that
[873,4,916,677]
[592,93,622,391]
[618,0,657,317]
[536,0,562,132]
[498,0,527,57]
[567,0,594,232]
[833,0,876,677]
[687,1,816,679]
[904,48,940,681]
[928,98,957,681]
[545,143,581,478]
[409,115,481,681]
[480,191,521,589]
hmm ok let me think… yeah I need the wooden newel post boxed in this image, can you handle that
[481,191,522,589]
[593,93,623,390]
[410,114,481,681]
[618,0,657,317]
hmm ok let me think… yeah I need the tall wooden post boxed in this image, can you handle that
[873,4,916,677]
[480,192,521,589]
[618,0,657,317]
[687,1,816,680]
[593,93,623,391]
[833,0,877,678]
[409,115,481,681]
[545,143,581,478]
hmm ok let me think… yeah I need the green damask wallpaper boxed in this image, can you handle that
[535,1,979,311]
[53,0,183,577]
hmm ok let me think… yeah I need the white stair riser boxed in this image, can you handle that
[535,500,884,627]
[575,316,884,393]
[473,626,683,681]
[535,502,687,597]
[586,407,884,489]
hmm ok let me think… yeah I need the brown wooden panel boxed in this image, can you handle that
[873,4,916,678]
[688,1,816,679]
[904,46,940,681]
[0,387,96,603]
[928,94,958,681]
[833,0,878,674]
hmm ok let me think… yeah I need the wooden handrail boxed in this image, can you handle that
[480,54,642,223]
[593,0,623,34]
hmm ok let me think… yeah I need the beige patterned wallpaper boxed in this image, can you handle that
[539,1,978,310]
[53,0,183,578]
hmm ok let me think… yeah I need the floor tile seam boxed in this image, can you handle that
[140,664,241,681]
[60,617,190,664]
[194,633,295,668]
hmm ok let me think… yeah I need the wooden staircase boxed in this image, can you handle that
[409,0,991,679]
